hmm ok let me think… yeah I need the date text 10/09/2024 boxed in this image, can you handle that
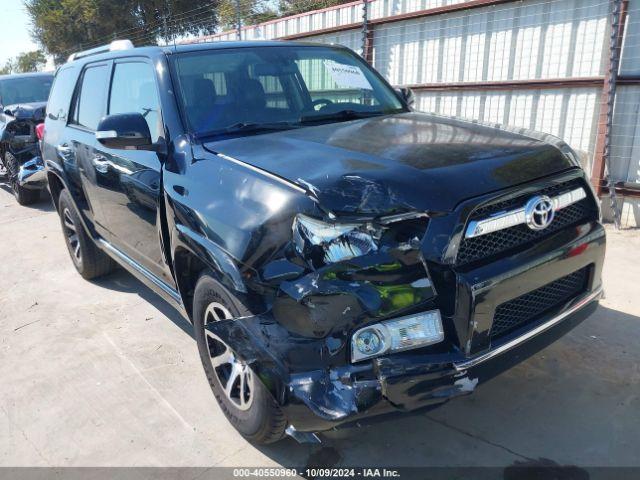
[232,468,401,478]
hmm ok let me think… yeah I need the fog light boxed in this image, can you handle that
[355,328,384,356]
[351,310,444,362]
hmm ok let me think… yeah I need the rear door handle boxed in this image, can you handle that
[92,155,110,173]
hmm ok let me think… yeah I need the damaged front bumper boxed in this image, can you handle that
[17,156,46,189]
[208,286,600,433]
[209,219,605,434]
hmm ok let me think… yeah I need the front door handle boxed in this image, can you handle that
[56,144,73,159]
[92,155,110,174]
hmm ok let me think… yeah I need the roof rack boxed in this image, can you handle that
[67,39,134,63]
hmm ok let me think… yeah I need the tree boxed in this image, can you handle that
[15,51,47,73]
[0,51,46,75]
[0,59,16,75]
[25,0,221,64]
[181,0,276,33]
[278,0,353,16]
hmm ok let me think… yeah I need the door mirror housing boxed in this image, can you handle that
[96,113,153,150]
[396,87,415,108]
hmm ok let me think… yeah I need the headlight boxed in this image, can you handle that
[351,310,444,362]
[293,214,377,266]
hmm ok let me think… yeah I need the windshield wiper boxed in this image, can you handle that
[298,109,389,124]
[194,121,299,139]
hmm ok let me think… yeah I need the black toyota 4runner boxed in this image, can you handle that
[43,40,606,444]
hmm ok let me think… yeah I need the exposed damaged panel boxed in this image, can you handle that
[275,248,436,338]
[205,312,478,432]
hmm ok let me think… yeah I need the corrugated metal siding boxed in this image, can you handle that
[371,0,609,85]
[610,86,640,183]
[612,0,640,193]
[620,0,640,75]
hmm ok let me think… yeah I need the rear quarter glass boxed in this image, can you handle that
[46,66,80,122]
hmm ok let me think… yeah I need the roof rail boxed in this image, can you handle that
[67,39,134,63]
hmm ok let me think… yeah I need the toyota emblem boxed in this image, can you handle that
[524,195,555,230]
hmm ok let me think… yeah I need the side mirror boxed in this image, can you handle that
[96,113,152,150]
[396,87,415,108]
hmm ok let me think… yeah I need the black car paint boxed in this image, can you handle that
[42,42,605,434]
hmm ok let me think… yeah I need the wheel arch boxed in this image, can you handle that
[47,171,65,210]
[172,227,254,322]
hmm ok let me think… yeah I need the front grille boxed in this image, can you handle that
[457,179,596,266]
[491,267,589,340]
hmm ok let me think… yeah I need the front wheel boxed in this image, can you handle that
[4,152,40,206]
[193,274,286,444]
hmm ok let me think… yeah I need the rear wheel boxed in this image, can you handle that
[4,152,40,206]
[193,274,286,444]
[57,189,115,280]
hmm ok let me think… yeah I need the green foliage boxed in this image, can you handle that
[15,51,47,72]
[217,0,277,31]
[278,0,354,17]
[25,0,221,64]
[0,51,47,74]
[0,59,16,75]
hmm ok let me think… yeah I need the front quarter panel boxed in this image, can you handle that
[164,146,318,313]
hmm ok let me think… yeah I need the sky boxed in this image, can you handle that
[0,0,42,67]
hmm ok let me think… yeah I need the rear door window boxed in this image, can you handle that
[73,64,110,130]
[108,61,162,142]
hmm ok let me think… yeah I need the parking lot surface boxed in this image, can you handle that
[1,186,639,469]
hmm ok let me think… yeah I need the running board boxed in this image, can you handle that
[97,239,183,305]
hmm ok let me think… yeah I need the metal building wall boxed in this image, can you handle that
[609,0,640,225]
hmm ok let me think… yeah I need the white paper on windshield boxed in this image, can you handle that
[323,60,373,90]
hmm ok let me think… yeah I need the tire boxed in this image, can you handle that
[193,274,286,444]
[57,189,115,280]
[4,152,40,206]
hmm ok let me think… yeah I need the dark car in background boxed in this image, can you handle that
[0,72,53,205]
[42,40,605,444]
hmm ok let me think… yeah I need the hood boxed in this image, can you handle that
[2,102,47,122]
[203,112,576,214]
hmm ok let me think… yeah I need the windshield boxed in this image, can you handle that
[0,76,53,106]
[172,45,405,137]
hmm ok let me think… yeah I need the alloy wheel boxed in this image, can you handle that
[203,302,254,411]
[62,207,82,265]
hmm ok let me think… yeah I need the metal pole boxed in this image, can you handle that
[603,0,626,229]
[361,0,368,57]
[361,0,374,63]
[235,0,242,40]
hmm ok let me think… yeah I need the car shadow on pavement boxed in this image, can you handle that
[0,182,55,211]
[93,268,194,339]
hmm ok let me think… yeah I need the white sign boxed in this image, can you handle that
[323,60,373,90]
